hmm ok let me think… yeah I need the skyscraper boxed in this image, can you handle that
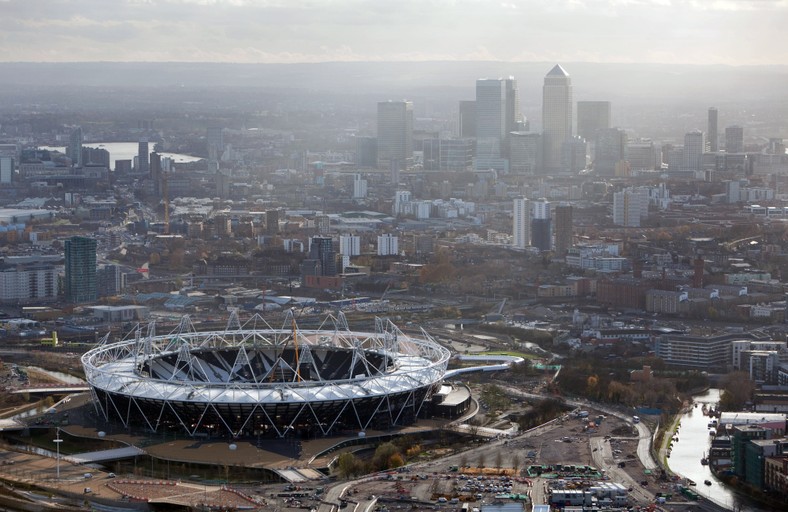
[475,77,520,170]
[509,132,542,175]
[308,236,337,276]
[68,127,83,167]
[531,199,552,252]
[577,101,611,142]
[137,138,149,175]
[459,100,477,138]
[726,125,744,153]
[512,197,530,249]
[683,130,705,170]
[708,107,719,152]
[554,204,573,257]
[542,65,573,174]
[377,101,413,170]
[475,78,506,161]
[595,128,628,176]
[64,236,97,303]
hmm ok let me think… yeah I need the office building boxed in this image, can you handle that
[377,234,399,256]
[628,139,659,171]
[726,125,744,153]
[708,107,719,152]
[561,136,587,174]
[595,128,628,176]
[683,130,705,171]
[64,236,97,303]
[459,100,477,138]
[554,204,573,257]
[542,65,573,173]
[68,127,83,167]
[137,138,149,175]
[512,197,531,249]
[577,101,611,142]
[355,136,378,167]
[377,101,413,170]
[531,199,552,252]
[423,138,474,171]
[83,147,110,167]
[509,132,542,175]
[475,77,520,170]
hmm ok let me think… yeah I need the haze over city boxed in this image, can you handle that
[2,0,787,65]
[2,1,788,512]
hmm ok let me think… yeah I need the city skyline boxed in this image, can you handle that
[1,1,786,65]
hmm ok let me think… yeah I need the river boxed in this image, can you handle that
[667,388,766,511]
[39,142,202,169]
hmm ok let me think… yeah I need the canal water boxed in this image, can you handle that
[667,388,765,511]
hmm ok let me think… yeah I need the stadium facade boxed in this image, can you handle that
[81,311,450,438]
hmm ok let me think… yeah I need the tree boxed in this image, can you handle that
[512,453,521,475]
[494,451,503,469]
[719,372,755,411]
[336,452,363,479]
[477,452,486,468]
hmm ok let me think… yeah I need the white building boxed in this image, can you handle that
[613,188,649,227]
[352,174,368,199]
[512,197,530,249]
[0,156,12,184]
[0,265,58,303]
[377,234,399,256]
[542,65,572,173]
[339,234,361,257]
[393,190,411,216]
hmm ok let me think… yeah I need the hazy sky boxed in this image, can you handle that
[1,0,786,65]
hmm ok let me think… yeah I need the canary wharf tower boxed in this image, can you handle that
[542,64,572,174]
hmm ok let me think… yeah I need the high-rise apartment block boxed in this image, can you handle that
[339,234,361,257]
[542,65,573,174]
[377,101,413,170]
[64,236,97,303]
[512,197,530,249]
[137,138,149,175]
[613,188,649,227]
[355,136,378,167]
[554,204,573,257]
[68,127,83,167]
[377,234,399,256]
[308,236,337,276]
[531,199,552,252]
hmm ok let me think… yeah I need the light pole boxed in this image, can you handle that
[53,428,63,482]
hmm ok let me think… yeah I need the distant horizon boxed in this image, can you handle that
[1,60,787,68]
[2,1,786,66]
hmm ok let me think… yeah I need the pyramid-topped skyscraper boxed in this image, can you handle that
[542,64,573,174]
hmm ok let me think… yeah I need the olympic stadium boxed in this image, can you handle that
[81,311,451,439]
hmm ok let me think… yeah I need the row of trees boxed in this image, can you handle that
[335,439,423,479]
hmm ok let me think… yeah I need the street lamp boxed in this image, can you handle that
[53,428,63,481]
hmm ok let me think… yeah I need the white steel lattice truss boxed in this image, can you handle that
[82,311,450,438]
